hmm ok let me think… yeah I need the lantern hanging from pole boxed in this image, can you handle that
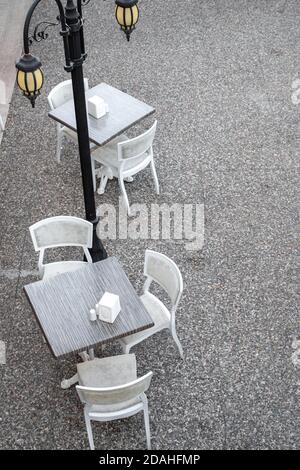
[115,0,139,41]
[15,54,44,108]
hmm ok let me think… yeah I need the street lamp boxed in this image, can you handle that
[15,0,140,262]
[16,54,44,108]
[115,0,140,41]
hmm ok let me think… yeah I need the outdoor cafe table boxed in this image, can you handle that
[24,257,154,387]
[48,82,155,147]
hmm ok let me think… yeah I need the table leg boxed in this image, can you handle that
[97,174,109,195]
[88,348,95,360]
[79,351,90,361]
[61,373,79,389]
[60,347,100,389]
[61,349,92,389]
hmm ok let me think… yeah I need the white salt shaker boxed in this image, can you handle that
[95,303,100,317]
[89,308,97,322]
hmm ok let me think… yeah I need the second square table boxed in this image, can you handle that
[48,82,155,147]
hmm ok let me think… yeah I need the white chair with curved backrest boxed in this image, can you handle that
[91,121,159,216]
[48,78,97,170]
[119,250,184,358]
[76,354,153,450]
[29,216,93,280]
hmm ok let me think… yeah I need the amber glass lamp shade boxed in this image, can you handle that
[16,54,44,108]
[115,0,139,41]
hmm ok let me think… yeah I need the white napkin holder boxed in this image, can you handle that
[87,95,109,119]
[97,292,120,323]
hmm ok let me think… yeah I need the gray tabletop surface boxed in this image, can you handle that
[48,83,155,146]
[24,257,154,358]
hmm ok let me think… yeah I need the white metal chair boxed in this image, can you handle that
[119,250,184,358]
[48,78,97,168]
[91,121,159,216]
[76,354,153,450]
[29,216,93,280]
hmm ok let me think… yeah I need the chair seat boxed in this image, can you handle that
[77,354,137,388]
[120,292,171,347]
[92,134,151,173]
[43,260,88,280]
[92,134,127,166]
[77,354,139,413]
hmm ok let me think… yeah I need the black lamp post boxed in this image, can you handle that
[15,0,139,262]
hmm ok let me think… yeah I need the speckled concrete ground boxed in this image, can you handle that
[0,0,299,450]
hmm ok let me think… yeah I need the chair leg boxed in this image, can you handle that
[171,327,184,359]
[56,128,63,163]
[84,410,95,450]
[91,159,97,192]
[143,399,151,450]
[150,159,159,194]
[119,177,131,216]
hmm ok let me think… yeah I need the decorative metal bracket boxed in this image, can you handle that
[28,17,60,45]
[22,0,108,71]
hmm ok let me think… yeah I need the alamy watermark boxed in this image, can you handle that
[97,198,204,251]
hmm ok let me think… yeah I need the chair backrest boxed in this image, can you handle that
[29,216,93,264]
[117,121,157,170]
[76,371,153,407]
[144,250,183,307]
[47,78,89,110]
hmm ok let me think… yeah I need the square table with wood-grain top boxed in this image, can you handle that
[24,257,154,359]
[48,83,155,147]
